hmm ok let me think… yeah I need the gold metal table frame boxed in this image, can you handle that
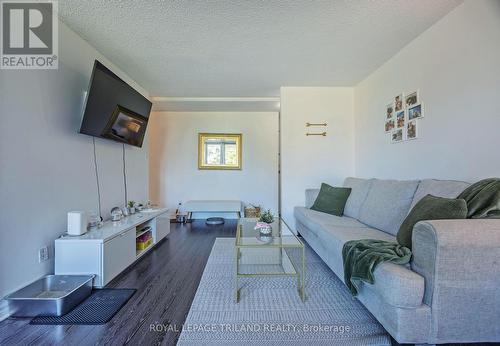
[234,218,305,303]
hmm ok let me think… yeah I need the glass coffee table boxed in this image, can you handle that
[235,218,305,302]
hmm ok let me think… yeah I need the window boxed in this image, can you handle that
[198,133,242,170]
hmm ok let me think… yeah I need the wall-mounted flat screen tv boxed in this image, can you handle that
[79,60,152,147]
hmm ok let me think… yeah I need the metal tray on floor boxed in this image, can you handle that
[5,275,95,317]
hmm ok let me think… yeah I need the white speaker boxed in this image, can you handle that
[67,211,88,236]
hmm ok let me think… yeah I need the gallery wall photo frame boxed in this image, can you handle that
[386,102,395,120]
[404,90,419,108]
[394,93,404,112]
[385,118,395,132]
[391,128,404,144]
[406,119,418,140]
[408,103,424,121]
[396,110,406,129]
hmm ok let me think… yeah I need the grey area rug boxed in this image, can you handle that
[177,238,390,345]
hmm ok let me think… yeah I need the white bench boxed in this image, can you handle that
[183,200,242,219]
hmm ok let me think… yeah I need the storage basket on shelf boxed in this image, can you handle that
[136,230,153,250]
[244,206,261,218]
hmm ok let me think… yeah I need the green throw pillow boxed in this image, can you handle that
[397,194,468,249]
[311,183,352,216]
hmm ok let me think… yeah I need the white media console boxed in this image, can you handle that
[55,208,170,287]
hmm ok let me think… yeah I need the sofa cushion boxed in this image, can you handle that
[410,179,470,210]
[295,206,424,309]
[358,179,420,236]
[358,262,425,309]
[294,207,368,232]
[295,209,425,309]
[343,177,373,219]
[309,221,394,278]
[310,183,352,216]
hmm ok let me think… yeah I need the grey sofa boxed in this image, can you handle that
[294,177,500,345]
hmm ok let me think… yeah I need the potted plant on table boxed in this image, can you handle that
[128,200,136,215]
[254,209,275,236]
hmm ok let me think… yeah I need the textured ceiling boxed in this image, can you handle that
[58,0,462,97]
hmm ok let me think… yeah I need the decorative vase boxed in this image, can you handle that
[258,234,273,243]
[258,223,272,236]
[128,206,136,215]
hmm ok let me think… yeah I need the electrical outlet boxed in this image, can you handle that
[38,246,49,263]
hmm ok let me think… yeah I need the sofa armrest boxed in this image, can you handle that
[411,219,500,342]
[305,189,320,208]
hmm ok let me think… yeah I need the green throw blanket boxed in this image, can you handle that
[458,178,500,219]
[342,239,411,295]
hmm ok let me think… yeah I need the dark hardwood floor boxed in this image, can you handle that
[0,220,493,346]
[0,220,236,346]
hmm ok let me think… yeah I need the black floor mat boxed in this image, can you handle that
[30,288,136,325]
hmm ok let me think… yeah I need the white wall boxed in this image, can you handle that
[149,112,279,216]
[354,0,500,181]
[0,21,149,298]
[280,87,355,232]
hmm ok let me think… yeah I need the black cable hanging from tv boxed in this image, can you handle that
[122,143,128,206]
[92,137,102,220]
